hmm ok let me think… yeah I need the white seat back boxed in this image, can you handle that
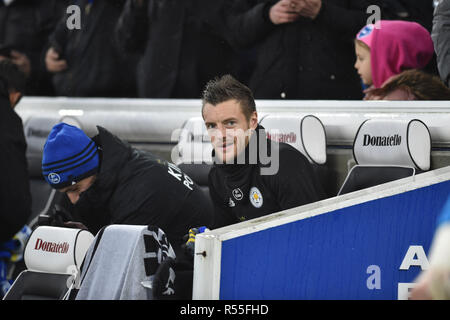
[175,117,212,165]
[260,115,327,165]
[24,226,94,275]
[353,119,431,171]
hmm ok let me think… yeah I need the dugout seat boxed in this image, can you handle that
[259,114,330,197]
[175,115,331,197]
[174,117,213,198]
[74,225,193,300]
[23,116,62,226]
[337,119,431,196]
[3,226,94,300]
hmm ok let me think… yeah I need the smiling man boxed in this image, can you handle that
[204,98,257,165]
[202,75,326,228]
[41,123,214,254]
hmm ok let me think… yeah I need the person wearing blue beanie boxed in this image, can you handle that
[41,123,214,262]
[42,123,100,196]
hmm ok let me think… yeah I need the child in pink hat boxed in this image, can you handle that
[354,20,435,99]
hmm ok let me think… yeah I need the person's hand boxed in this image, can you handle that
[410,268,450,300]
[63,221,89,231]
[45,47,68,73]
[409,270,433,299]
[297,0,322,20]
[362,86,383,100]
[10,50,31,77]
[182,227,209,259]
[133,0,145,7]
[269,0,302,25]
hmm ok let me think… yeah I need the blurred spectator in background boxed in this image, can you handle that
[45,0,137,98]
[115,0,237,99]
[379,0,435,31]
[365,69,450,100]
[354,20,435,100]
[432,0,450,88]
[219,0,372,100]
[0,60,31,244]
[410,195,450,300]
[0,0,66,96]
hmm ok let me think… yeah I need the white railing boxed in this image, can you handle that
[16,97,450,148]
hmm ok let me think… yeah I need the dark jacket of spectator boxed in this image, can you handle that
[115,0,236,98]
[379,0,435,31]
[48,0,137,97]
[221,0,372,100]
[0,83,31,243]
[0,0,65,95]
[432,0,450,87]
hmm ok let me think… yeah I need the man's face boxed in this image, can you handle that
[59,175,96,204]
[203,99,258,164]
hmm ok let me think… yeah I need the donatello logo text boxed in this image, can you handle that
[363,134,401,146]
[34,238,69,254]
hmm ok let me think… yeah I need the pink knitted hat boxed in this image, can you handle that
[356,20,434,88]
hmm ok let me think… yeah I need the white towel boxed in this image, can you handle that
[76,225,175,300]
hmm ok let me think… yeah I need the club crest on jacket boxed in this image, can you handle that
[249,187,263,208]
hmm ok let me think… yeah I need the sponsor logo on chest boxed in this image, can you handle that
[232,188,243,201]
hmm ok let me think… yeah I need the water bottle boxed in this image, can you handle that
[0,257,11,298]
[10,225,32,263]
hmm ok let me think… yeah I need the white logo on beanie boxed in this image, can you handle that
[48,173,61,184]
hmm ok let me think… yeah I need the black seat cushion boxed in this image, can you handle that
[338,166,415,196]
[3,271,71,300]
[177,163,212,186]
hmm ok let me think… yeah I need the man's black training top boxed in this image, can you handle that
[208,125,326,228]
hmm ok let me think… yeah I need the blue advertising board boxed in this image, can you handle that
[219,179,450,299]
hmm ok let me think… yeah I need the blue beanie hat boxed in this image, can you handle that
[42,123,100,189]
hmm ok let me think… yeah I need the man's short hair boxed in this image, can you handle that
[0,60,26,97]
[201,74,256,120]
